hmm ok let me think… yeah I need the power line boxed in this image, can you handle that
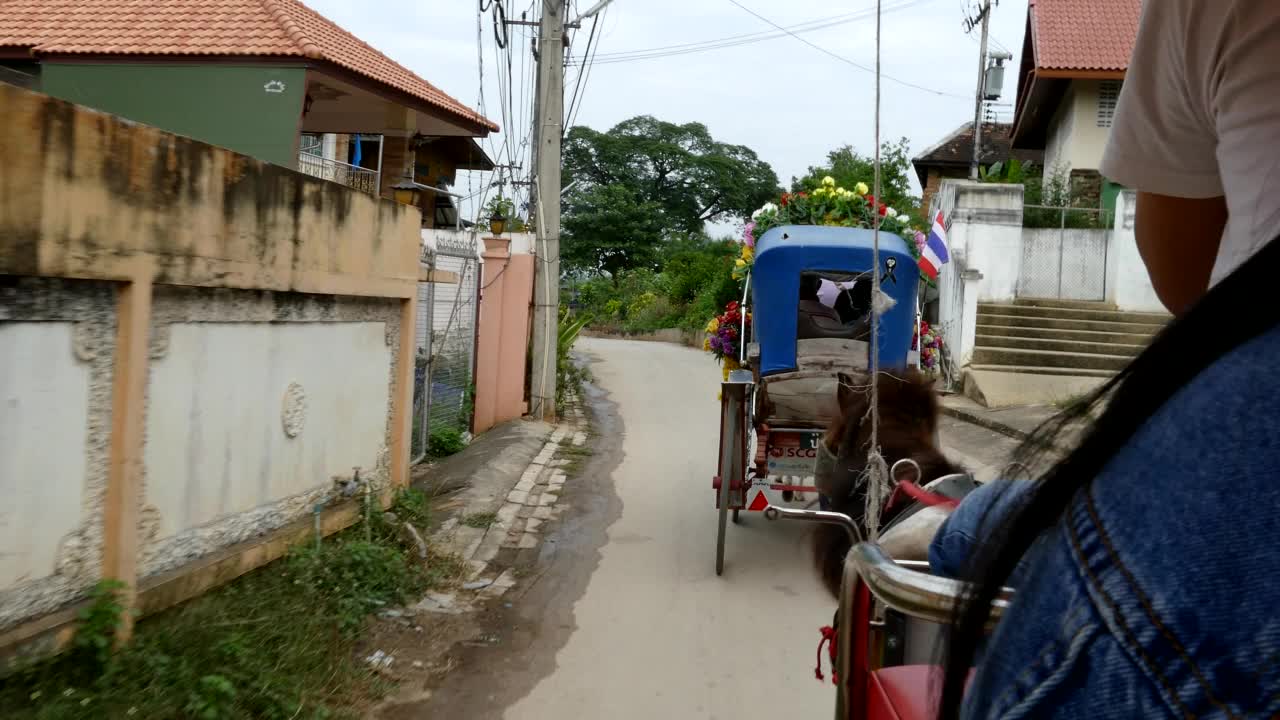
[727,0,962,98]
[565,13,599,129]
[568,2,928,66]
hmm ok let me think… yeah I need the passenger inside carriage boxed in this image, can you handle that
[796,272,871,340]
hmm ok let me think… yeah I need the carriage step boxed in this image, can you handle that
[971,346,1134,372]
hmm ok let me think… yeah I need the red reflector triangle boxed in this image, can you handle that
[748,491,769,512]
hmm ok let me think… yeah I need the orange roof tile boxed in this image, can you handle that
[0,0,497,132]
[1029,0,1140,72]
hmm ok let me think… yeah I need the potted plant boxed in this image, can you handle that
[484,195,515,235]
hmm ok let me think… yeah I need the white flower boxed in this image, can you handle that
[885,207,899,218]
[751,202,778,221]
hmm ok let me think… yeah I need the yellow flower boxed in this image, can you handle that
[735,258,746,268]
[706,317,720,333]
[722,365,731,382]
[741,246,754,262]
[703,337,712,351]
[822,176,836,187]
[855,182,870,196]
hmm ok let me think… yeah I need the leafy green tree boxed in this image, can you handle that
[791,138,922,222]
[560,184,666,281]
[562,116,780,278]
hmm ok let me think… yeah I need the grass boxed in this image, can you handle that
[2,489,455,720]
[461,512,497,529]
[557,443,594,478]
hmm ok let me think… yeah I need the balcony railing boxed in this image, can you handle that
[297,149,380,195]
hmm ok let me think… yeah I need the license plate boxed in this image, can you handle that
[766,430,823,477]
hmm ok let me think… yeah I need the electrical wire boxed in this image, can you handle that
[564,13,599,130]
[568,0,929,66]
[726,0,968,98]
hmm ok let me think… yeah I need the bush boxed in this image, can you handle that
[428,426,467,457]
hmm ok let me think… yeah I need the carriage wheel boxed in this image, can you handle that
[716,382,747,576]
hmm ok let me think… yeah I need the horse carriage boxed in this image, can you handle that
[712,218,998,719]
[711,223,919,575]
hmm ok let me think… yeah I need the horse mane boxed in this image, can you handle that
[813,369,963,597]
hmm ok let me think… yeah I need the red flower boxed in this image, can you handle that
[797,191,808,199]
[878,203,887,216]
[780,193,792,207]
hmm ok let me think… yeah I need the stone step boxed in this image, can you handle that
[976,324,1156,346]
[976,313,1164,335]
[1012,298,1119,311]
[978,303,1170,326]
[974,334,1145,357]
[969,364,1117,378]
[971,346,1134,372]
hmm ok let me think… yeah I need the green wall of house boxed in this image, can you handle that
[41,64,306,168]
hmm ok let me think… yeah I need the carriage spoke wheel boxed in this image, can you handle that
[716,383,746,576]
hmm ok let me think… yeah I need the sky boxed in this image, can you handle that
[305,0,1029,226]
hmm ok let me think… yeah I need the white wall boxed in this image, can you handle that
[934,180,1022,366]
[1107,190,1166,312]
[1043,80,1116,181]
[946,181,1025,302]
[144,322,392,539]
[0,323,90,589]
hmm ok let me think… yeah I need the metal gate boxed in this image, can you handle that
[412,232,480,458]
[1018,206,1110,301]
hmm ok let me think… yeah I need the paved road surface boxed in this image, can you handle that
[417,338,1021,719]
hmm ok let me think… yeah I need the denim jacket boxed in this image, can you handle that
[961,326,1280,719]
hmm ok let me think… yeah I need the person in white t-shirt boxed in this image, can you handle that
[1099,2,1280,315]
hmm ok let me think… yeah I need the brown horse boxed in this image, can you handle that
[812,369,965,597]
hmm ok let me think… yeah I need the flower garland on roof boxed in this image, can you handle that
[706,177,926,385]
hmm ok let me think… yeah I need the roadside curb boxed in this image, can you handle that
[938,400,1030,441]
[428,391,588,603]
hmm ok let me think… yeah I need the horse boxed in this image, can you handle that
[812,368,966,598]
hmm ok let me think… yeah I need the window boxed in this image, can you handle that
[1097,81,1121,128]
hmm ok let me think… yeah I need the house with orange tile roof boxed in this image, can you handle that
[0,0,497,227]
[1010,0,1139,215]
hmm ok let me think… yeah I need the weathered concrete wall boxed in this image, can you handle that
[1106,190,1165,312]
[0,279,117,629]
[0,84,420,650]
[473,237,534,432]
[139,288,400,577]
[944,181,1025,303]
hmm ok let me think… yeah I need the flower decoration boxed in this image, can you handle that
[912,320,945,373]
[705,300,751,367]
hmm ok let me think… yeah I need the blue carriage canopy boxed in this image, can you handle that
[751,225,919,377]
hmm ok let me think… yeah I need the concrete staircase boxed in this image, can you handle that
[972,299,1170,377]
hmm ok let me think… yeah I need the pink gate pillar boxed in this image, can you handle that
[473,236,535,433]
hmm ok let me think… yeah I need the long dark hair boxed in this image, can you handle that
[939,236,1280,718]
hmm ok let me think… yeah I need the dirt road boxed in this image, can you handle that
[409,337,1020,720]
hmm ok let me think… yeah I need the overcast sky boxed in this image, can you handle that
[307,0,1028,224]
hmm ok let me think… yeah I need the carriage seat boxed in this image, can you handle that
[798,300,866,340]
[869,666,974,720]
[878,505,951,563]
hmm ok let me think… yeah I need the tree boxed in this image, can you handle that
[560,185,666,281]
[562,116,780,274]
[791,138,922,222]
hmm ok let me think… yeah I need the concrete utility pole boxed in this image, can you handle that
[530,0,566,421]
[969,0,992,180]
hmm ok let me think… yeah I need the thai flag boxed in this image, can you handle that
[918,211,950,280]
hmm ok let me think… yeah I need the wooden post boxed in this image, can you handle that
[390,293,418,490]
[100,275,153,642]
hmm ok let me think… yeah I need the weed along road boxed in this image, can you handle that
[415,337,1020,719]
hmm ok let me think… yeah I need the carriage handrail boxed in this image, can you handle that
[763,505,864,543]
[739,272,751,365]
[850,543,1011,628]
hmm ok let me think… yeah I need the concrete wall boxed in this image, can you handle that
[1106,190,1165,312]
[1020,228,1110,301]
[932,181,986,368]
[42,64,307,169]
[0,83,420,652]
[945,181,1025,303]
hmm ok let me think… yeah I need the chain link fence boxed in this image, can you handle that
[413,232,480,459]
[1019,205,1112,301]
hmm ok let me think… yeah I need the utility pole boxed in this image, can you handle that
[968,0,992,180]
[530,0,565,421]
